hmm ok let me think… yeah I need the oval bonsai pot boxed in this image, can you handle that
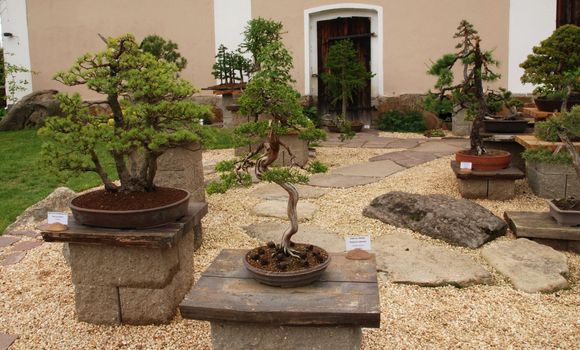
[455,149,512,171]
[243,247,331,288]
[483,119,529,134]
[534,96,580,112]
[548,199,580,226]
[70,188,191,229]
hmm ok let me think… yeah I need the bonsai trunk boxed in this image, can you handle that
[254,129,299,253]
[469,39,487,156]
[341,88,348,120]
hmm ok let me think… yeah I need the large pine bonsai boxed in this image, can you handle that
[40,34,211,193]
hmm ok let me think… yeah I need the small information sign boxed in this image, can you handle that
[47,211,68,225]
[345,236,371,251]
[460,161,473,170]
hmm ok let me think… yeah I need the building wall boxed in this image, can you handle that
[25,0,216,99]
[252,0,511,96]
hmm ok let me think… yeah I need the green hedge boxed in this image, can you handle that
[378,110,427,132]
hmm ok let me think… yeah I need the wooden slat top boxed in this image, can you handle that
[180,249,381,328]
[522,107,555,121]
[504,211,580,241]
[41,202,207,248]
[515,134,580,151]
[451,161,525,179]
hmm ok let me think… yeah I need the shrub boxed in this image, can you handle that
[307,160,328,174]
[522,147,572,165]
[424,129,446,137]
[378,110,427,132]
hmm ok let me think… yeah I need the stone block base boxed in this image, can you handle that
[527,162,580,199]
[210,321,362,350]
[457,178,515,200]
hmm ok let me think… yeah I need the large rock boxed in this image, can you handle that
[4,187,76,234]
[481,239,569,293]
[363,191,507,248]
[0,90,61,131]
[374,232,491,287]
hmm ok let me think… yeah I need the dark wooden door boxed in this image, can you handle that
[317,17,372,125]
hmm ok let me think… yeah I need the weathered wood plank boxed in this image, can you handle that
[451,161,525,179]
[505,211,580,241]
[41,201,208,248]
[202,250,377,283]
[180,249,381,327]
[515,134,580,151]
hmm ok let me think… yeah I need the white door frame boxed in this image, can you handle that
[303,3,383,97]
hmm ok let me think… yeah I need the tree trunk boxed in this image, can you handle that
[470,39,487,156]
[341,88,348,119]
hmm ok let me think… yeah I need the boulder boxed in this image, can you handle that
[363,191,507,248]
[0,90,61,131]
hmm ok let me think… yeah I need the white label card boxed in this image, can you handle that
[460,161,473,170]
[345,236,371,251]
[47,212,68,225]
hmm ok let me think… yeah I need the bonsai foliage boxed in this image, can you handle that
[39,34,211,193]
[139,34,187,71]
[209,22,324,256]
[212,45,251,84]
[425,20,502,155]
[321,40,374,121]
[520,24,580,107]
[240,17,284,72]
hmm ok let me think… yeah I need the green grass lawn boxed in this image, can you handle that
[0,129,116,233]
[0,126,237,234]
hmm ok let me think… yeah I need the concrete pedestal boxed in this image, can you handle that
[42,202,208,325]
[526,162,580,199]
[156,142,205,204]
[451,161,525,200]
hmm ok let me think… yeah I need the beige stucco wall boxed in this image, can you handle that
[26,0,216,99]
[252,0,510,96]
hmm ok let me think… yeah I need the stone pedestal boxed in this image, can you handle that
[235,133,309,167]
[451,161,525,200]
[221,94,236,128]
[156,142,205,203]
[41,202,208,325]
[452,110,471,136]
[526,162,580,199]
[180,249,380,350]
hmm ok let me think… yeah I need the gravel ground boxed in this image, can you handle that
[1,147,578,349]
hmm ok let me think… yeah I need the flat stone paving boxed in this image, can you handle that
[251,184,329,200]
[0,333,17,350]
[252,200,318,221]
[308,174,382,188]
[332,160,405,178]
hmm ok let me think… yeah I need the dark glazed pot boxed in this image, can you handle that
[534,96,580,112]
[455,149,512,171]
[69,189,190,229]
[244,247,331,288]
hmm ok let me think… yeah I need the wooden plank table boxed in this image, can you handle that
[515,134,580,152]
[522,107,555,121]
[180,249,380,327]
[504,211,580,253]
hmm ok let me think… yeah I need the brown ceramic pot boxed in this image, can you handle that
[455,149,512,171]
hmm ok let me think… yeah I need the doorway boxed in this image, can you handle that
[317,16,372,125]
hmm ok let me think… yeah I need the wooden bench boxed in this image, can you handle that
[180,249,380,350]
[504,211,580,254]
[451,161,525,199]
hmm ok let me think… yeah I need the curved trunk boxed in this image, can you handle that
[254,130,300,251]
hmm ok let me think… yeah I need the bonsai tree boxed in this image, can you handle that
[321,39,374,124]
[520,24,580,109]
[209,35,325,256]
[425,20,503,155]
[139,34,188,71]
[39,34,211,193]
[211,45,251,85]
[240,17,283,73]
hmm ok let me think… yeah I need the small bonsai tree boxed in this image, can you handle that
[425,20,502,155]
[39,34,211,193]
[240,17,283,73]
[139,34,187,71]
[321,39,374,123]
[212,45,251,85]
[520,24,580,109]
[209,29,324,256]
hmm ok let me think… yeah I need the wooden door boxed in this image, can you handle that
[317,17,372,125]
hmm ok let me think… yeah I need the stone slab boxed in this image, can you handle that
[308,174,382,188]
[332,160,405,178]
[74,284,121,325]
[386,139,422,149]
[457,178,516,200]
[244,222,344,252]
[411,140,463,155]
[11,241,42,252]
[0,236,19,248]
[5,230,40,238]
[0,333,17,350]
[251,184,329,200]
[252,200,318,221]
[481,239,569,293]
[369,151,438,167]
[373,233,491,287]
[0,252,26,266]
[210,322,361,350]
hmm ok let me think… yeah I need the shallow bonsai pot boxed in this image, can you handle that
[243,246,331,288]
[351,121,364,132]
[455,149,511,171]
[534,96,580,112]
[483,119,529,133]
[69,188,190,229]
[548,200,580,226]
